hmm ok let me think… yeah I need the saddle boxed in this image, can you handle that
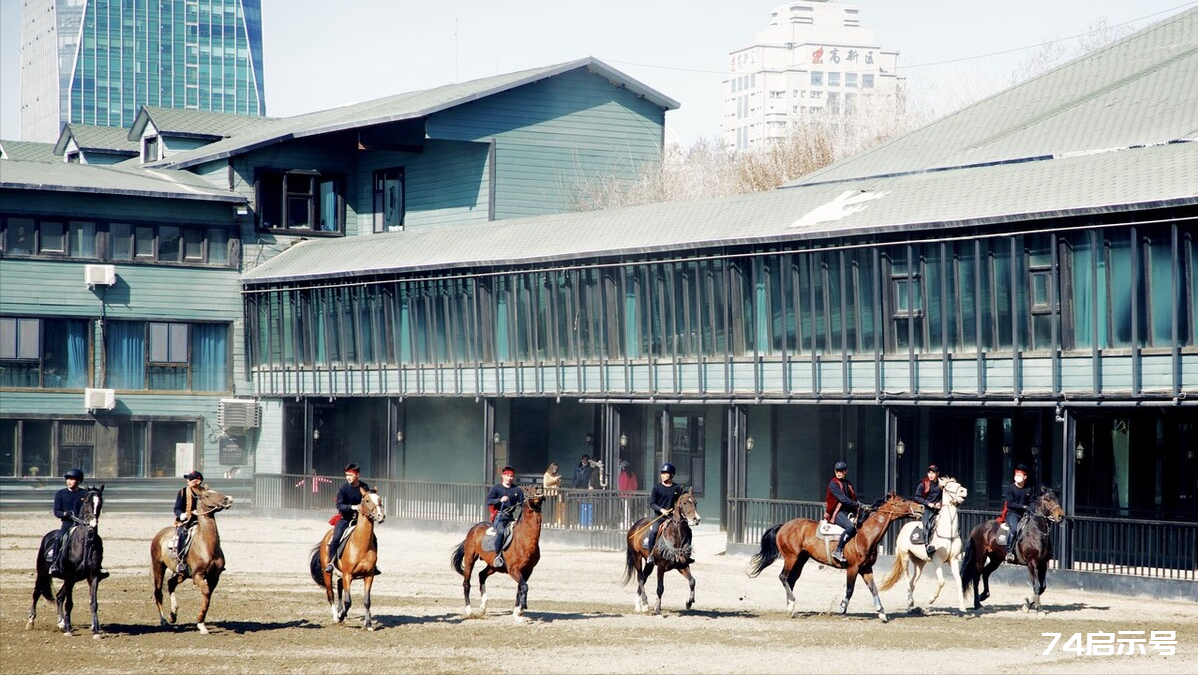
[482,524,515,553]
[909,516,938,546]
[168,522,198,567]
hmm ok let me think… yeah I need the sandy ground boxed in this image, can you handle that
[1,510,1194,675]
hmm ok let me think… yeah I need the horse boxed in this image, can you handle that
[307,487,385,630]
[746,492,923,622]
[879,476,969,613]
[150,485,233,634]
[451,484,544,621]
[27,485,106,638]
[960,486,1065,613]
[621,487,701,615]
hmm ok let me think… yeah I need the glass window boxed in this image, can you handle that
[5,217,35,254]
[862,74,875,88]
[158,226,181,261]
[810,71,824,86]
[828,72,841,87]
[258,170,343,234]
[69,221,97,258]
[111,222,132,260]
[40,221,66,253]
[183,228,205,260]
[135,226,155,258]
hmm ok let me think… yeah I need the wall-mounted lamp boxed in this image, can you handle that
[312,429,320,441]
[746,436,755,453]
[1188,449,1195,461]
[619,433,628,448]
[1030,445,1039,457]
[847,440,855,453]
[235,204,249,217]
[585,432,593,446]
[395,430,404,443]
[895,438,905,458]
[493,432,502,445]
[1075,442,1085,464]
[1002,444,1011,456]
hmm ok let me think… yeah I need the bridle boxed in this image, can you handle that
[194,489,233,516]
[359,491,385,523]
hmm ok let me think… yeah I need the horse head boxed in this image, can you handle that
[196,485,234,515]
[79,485,105,528]
[675,487,701,527]
[877,491,923,520]
[358,488,386,524]
[523,484,545,512]
[939,476,968,506]
[1035,486,1065,522]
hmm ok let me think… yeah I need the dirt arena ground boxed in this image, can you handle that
[2,511,1194,675]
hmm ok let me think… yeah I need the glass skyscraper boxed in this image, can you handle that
[20,0,266,142]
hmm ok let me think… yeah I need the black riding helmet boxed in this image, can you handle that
[659,462,676,475]
[833,461,848,472]
[64,468,84,480]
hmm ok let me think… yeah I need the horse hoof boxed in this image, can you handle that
[366,624,376,632]
[92,633,101,640]
[879,613,889,623]
[168,613,177,624]
[198,623,209,635]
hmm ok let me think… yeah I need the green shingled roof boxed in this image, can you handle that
[0,140,59,163]
[243,9,1198,286]
[53,124,140,155]
[154,57,679,170]
[0,159,245,203]
[791,7,1198,187]
[128,106,281,141]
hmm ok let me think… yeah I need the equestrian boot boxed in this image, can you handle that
[176,561,189,577]
[832,533,849,566]
[46,541,60,576]
[493,552,505,568]
[926,543,937,557]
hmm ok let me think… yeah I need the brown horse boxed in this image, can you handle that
[307,487,385,629]
[746,492,923,622]
[960,486,1065,613]
[621,487,701,615]
[150,485,233,634]
[451,485,544,621]
[28,485,106,638]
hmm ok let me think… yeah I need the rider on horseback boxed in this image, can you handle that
[1001,464,1032,563]
[172,470,205,577]
[47,468,86,577]
[486,467,524,568]
[825,461,862,566]
[913,464,942,557]
[325,464,371,574]
[644,462,686,566]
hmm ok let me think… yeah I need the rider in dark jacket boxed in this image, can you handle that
[485,467,525,568]
[47,468,86,576]
[644,462,685,565]
[1001,464,1033,563]
[172,470,204,576]
[825,461,861,566]
[913,464,943,557]
[325,464,371,573]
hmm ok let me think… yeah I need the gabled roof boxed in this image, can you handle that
[0,140,59,163]
[52,124,139,156]
[0,159,246,203]
[153,57,680,170]
[127,106,281,141]
[790,7,1198,187]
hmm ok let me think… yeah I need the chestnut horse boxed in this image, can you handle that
[746,492,923,622]
[28,485,106,638]
[621,487,701,615]
[150,485,233,634]
[307,487,385,630]
[451,485,544,621]
[961,486,1065,613]
[880,476,969,613]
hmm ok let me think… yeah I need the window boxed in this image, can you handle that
[108,221,231,266]
[0,317,90,389]
[1,216,98,258]
[106,321,229,392]
[828,72,841,87]
[257,169,344,234]
[143,135,160,162]
[372,168,405,233]
[845,73,858,87]
[863,74,875,88]
[810,71,824,86]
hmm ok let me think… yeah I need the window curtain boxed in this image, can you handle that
[1071,233,1094,349]
[64,320,88,388]
[106,321,145,389]
[191,324,228,392]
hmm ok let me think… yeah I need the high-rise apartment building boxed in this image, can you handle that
[20,0,266,142]
[723,0,903,150]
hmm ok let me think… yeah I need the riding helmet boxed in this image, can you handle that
[63,468,84,480]
[659,462,676,475]
[833,461,848,471]
[183,470,203,481]
[927,464,940,474]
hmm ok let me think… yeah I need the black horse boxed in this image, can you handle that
[961,486,1065,613]
[28,485,107,637]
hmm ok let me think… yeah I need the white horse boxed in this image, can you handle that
[879,476,969,613]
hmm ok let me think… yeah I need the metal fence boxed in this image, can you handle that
[727,497,1196,581]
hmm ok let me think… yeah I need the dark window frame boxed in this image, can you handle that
[255,168,346,235]
[372,167,406,233]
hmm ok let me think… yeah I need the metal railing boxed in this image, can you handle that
[727,497,1195,581]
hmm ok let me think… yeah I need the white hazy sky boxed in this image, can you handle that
[1,0,1195,145]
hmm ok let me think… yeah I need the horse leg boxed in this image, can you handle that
[838,567,858,616]
[193,574,214,634]
[335,576,349,623]
[28,556,52,630]
[979,555,999,606]
[950,547,968,613]
[478,567,494,616]
[362,576,375,630]
[460,554,475,618]
[653,564,666,616]
[926,557,945,607]
[1036,558,1049,611]
[89,576,102,638]
[509,570,528,621]
[636,558,653,614]
[907,556,925,612]
[679,566,696,611]
[860,568,887,623]
[56,580,74,635]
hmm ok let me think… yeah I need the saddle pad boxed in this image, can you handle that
[816,521,844,538]
[909,525,926,545]
[482,526,514,552]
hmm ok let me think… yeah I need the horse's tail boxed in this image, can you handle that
[451,542,466,575]
[307,544,324,587]
[32,533,54,602]
[746,524,783,578]
[879,545,908,591]
[960,535,978,591]
[621,538,639,586]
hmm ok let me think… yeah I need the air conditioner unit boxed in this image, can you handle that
[218,398,260,430]
[84,388,116,412]
[84,264,116,289]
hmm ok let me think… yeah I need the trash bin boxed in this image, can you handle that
[579,502,593,527]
